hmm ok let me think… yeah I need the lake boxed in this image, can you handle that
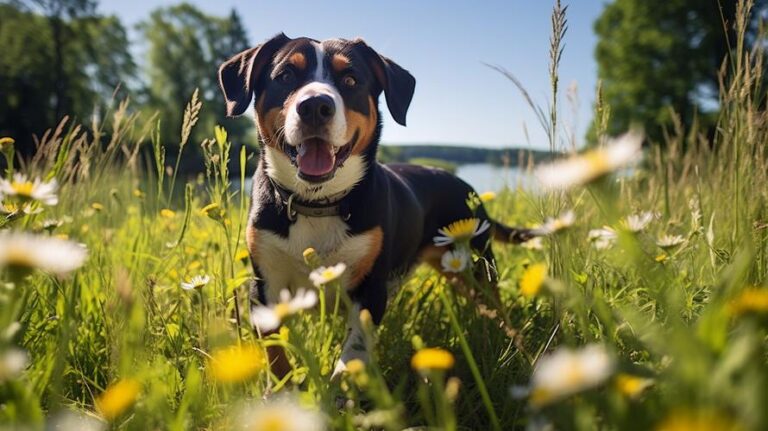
[454,163,533,192]
[236,163,531,195]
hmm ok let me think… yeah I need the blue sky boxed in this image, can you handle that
[99,0,607,150]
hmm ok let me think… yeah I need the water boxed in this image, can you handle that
[455,163,532,192]
[236,163,531,195]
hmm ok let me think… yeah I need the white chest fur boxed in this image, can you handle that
[253,215,380,302]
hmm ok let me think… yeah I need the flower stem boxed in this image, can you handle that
[438,288,501,431]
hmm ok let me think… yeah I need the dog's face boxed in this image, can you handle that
[219,34,415,189]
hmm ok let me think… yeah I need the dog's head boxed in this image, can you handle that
[218,34,415,194]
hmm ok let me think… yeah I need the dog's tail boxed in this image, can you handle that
[490,220,539,244]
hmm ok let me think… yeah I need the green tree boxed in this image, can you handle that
[593,0,767,143]
[139,4,253,176]
[0,3,136,154]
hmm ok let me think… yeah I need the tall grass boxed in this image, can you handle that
[1,1,768,430]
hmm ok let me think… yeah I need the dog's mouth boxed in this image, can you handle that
[285,131,358,183]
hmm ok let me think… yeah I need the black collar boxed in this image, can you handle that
[269,178,352,221]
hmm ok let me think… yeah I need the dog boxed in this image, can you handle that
[218,33,533,378]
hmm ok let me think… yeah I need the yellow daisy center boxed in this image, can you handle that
[273,303,290,319]
[449,258,463,270]
[257,414,289,431]
[321,269,337,280]
[584,150,611,178]
[563,362,585,387]
[443,218,480,241]
[5,249,36,269]
[11,181,34,198]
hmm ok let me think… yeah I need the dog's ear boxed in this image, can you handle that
[218,33,291,117]
[355,39,416,126]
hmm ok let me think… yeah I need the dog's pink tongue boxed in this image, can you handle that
[297,139,335,176]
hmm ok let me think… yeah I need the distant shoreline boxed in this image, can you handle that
[377,143,554,167]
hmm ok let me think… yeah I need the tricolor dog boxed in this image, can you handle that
[218,33,533,377]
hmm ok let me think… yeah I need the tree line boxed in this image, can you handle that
[0,0,254,175]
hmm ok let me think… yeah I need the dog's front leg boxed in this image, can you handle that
[331,302,368,380]
[331,279,387,380]
[249,276,293,379]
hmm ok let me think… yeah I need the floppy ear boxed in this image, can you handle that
[355,40,416,126]
[218,33,291,117]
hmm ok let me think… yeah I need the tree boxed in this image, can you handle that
[0,3,136,154]
[12,0,97,121]
[139,4,253,175]
[593,0,767,143]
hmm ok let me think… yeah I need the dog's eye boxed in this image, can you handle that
[342,74,357,88]
[276,69,294,84]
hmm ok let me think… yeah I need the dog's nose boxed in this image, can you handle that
[297,95,335,127]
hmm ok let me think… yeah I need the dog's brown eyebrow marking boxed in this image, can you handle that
[288,52,307,70]
[331,53,351,72]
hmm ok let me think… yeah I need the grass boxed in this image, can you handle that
[2,1,768,430]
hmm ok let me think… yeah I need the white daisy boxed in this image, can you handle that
[521,236,544,250]
[441,248,470,273]
[47,410,106,431]
[0,201,43,217]
[535,130,643,189]
[0,348,29,383]
[433,218,491,247]
[236,396,325,431]
[656,234,685,249]
[621,211,656,233]
[250,288,318,332]
[514,344,614,408]
[41,218,64,232]
[0,173,58,205]
[180,274,211,290]
[588,227,617,250]
[533,210,576,235]
[0,231,87,275]
[309,263,347,288]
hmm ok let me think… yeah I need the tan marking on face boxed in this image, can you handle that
[347,96,378,155]
[331,53,351,72]
[349,226,384,286]
[256,106,282,148]
[289,52,307,70]
[246,224,259,263]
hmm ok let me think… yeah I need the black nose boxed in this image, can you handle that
[297,95,335,127]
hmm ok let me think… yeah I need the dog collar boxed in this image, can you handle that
[270,179,352,221]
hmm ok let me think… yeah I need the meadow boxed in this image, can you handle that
[2,3,768,431]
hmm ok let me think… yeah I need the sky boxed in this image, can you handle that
[98,0,607,150]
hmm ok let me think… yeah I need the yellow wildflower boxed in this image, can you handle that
[411,347,455,372]
[728,288,768,316]
[520,263,547,298]
[479,191,496,203]
[615,373,653,398]
[208,344,265,383]
[656,410,743,431]
[160,208,175,218]
[0,137,14,149]
[91,202,104,212]
[95,379,140,420]
[235,249,250,263]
